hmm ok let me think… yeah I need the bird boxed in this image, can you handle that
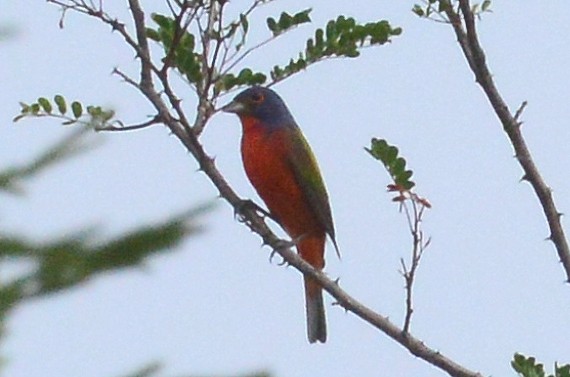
[222,86,338,343]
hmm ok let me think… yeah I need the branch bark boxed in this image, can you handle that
[445,0,570,282]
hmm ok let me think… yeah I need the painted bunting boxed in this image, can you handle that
[222,86,338,343]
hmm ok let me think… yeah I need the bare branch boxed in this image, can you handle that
[398,195,430,334]
[112,67,139,88]
[95,116,161,132]
[128,0,155,91]
[445,0,570,282]
[221,34,279,76]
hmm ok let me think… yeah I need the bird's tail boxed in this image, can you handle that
[299,235,327,343]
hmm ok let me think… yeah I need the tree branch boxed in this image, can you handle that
[46,2,485,376]
[445,0,570,282]
[128,0,155,91]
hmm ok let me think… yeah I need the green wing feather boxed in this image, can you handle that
[285,126,340,256]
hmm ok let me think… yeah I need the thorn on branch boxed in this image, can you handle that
[513,100,528,125]
[110,19,125,32]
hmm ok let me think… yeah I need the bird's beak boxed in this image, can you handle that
[221,100,245,114]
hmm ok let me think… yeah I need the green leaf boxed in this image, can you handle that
[240,13,249,34]
[270,16,400,83]
[86,105,98,116]
[221,73,238,90]
[557,364,570,377]
[54,95,67,114]
[266,9,312,37]
[180,32,195,51]
[237,68,253,81]
[251,72,267,85]
[277,12,293,31]
[293,8,312,24]
[439,0,451,12]
[315,28,324,48]
[512,354,546,377]
[511,354,570,377]
[150,13,172,30]
[366,138,415,190]
[30,103,40,115]
[412,4,425,17]
[37,97,52,114]
[71,101,83,118]
[325,20,337,41]
[266,17,277,33]
[386,146,398,163]
[391,157,406,175]
[145,28,160,42]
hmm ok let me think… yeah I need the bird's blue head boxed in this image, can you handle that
[221,86,296,128]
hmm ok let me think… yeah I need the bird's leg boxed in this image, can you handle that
[270,233,308,265]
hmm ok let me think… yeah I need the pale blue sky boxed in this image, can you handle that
[2,1,570,377]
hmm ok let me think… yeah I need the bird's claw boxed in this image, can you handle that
[235,199,272,223]
[269,249,286,265]
[269,239,296,265]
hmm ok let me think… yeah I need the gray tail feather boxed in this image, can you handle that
[305,283,327,343]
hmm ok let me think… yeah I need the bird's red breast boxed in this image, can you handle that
[239,115,326,255]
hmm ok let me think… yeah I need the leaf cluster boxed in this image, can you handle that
[266,8,312,36]
[412,0,491,19]
[366,138,415,190]
[133,5,401,96]
[0,128,92,194]
[271,16,401,82]
[512,354,570,377]
[1,209,203,309]
[14,95,116,129]
[146,13,202,84]
[0,131,210,351]
[215,68,267,94]
[214,8,314,94]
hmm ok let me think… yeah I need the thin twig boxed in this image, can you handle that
[95,117,161,132]
[513,101,528,124]
[400,197,429,334]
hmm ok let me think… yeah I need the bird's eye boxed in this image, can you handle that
[250,92,265,104]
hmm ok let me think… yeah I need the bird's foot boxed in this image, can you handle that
[269,239,295,266]
[234,199,272,223]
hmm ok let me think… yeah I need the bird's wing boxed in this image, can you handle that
[284,126,340,256]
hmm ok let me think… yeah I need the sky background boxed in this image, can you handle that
[2,1,570,377]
